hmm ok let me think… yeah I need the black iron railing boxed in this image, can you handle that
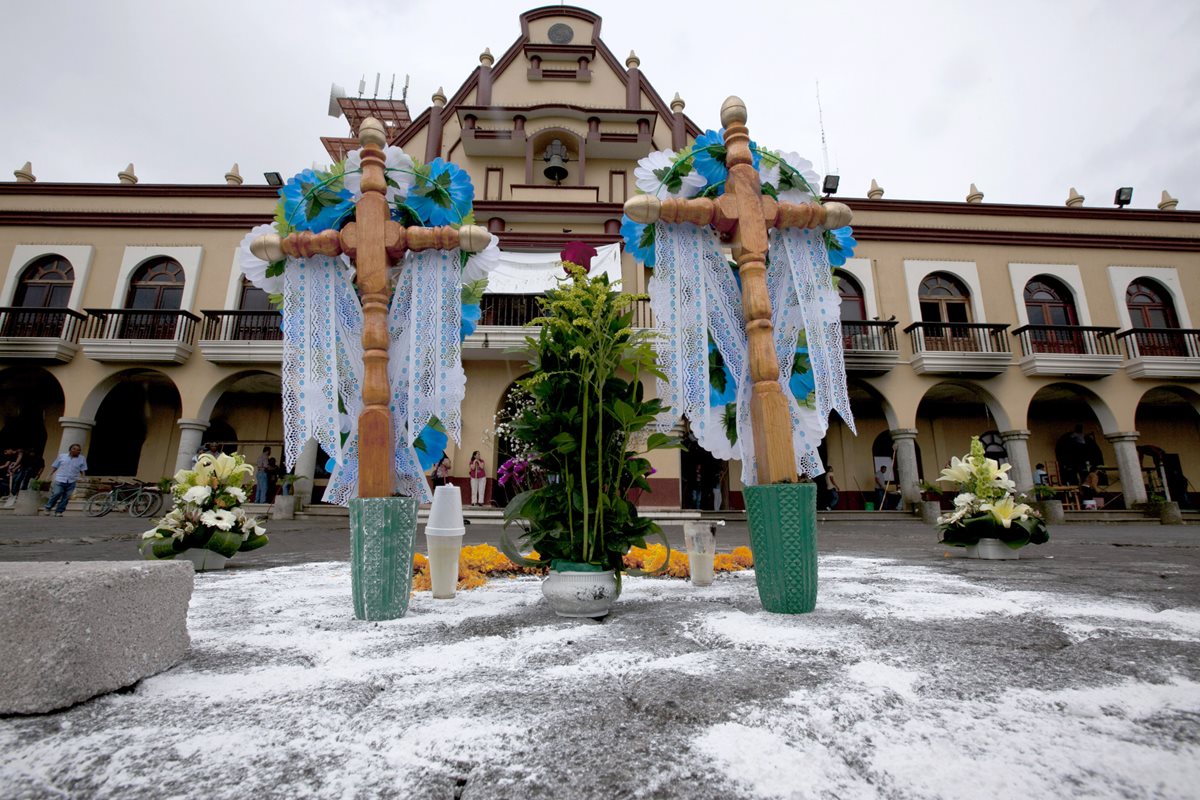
[1011,325,1120,356]
[1115,328,1200,358]
[903,322,1010,353]
[842,319,899,351]
[200,310,283,341]
[479,294,654,328]
[83,309,200,342]
[0,307,88,340]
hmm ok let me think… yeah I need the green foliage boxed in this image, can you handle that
[503,265,680,571]
[461,278,488,307]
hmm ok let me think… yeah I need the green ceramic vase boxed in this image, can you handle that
[745,482,818,614]
[350,496,418,621]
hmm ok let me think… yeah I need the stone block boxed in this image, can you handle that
[0,561,193,714]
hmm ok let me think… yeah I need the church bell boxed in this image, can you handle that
[543,139,569,184]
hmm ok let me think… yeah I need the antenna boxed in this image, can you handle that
[327,83,346,118]
[374,73,381,98]
[358,75,366,97]
[402,74,410,103]
[816,80,830,177]
[388,73,395,100]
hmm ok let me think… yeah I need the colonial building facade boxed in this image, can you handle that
[2,6,1198,511]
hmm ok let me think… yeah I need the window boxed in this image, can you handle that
[122,258,185,338]
[1024,276,1081,353]
[918,273,971,350]
[836,271,865,322]
[609,171,627,203]
[1126,278,1183,356]
[485,167,503,201]
[234,279,281,341]
[6,255,75,337]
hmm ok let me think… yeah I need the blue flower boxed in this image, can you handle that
[414,423,448,471]
[406,159,474,226]
[789,367,816,401]
[461,303,481,338]
[689,129,762,194]
[827,226,857,267]
[325,457,338,474]
[620,215,656,267]
[279,169,354,233]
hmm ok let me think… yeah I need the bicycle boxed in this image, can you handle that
[84,479,164,518]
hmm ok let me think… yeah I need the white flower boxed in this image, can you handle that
[462,233,501,283]
[226,486,247,503]
[197,453,253,484]
[939,456,974,485]
[344,146,415,206]
[182,485,212,505]
[761,151,820,204]
[201,509,237,531]
[141,527,161,540]
[981,496,1032,528]
[237,223,285,295]
[634,149,706,199]
[953,492,977,509]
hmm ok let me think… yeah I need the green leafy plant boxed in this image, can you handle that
[501,261,680,574]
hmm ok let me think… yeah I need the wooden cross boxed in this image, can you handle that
[623,96,853,484]
[252,118,490,497]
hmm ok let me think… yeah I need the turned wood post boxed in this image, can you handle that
[720,97,796,485]
[355,119,394,497]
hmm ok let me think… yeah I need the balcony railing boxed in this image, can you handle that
[479,294,654,328]
[904,322,1011,354]
[1116,328,1200,359]
[200,310,283,342]
[0,307,88,340]
[1011,325,1120,357]
[842,320,898,351]
[84,308,200,342]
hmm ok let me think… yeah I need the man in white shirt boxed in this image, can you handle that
[42,444,88,517]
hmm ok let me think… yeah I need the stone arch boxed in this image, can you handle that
[83,368,182,478]
[525,126,585,186]
[0,366,65,459]
[914,380,1012,480]
[1134,385,1200,506]
[1026,382,1120,486]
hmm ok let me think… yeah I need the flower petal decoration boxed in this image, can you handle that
[691,129,762,193]
[634,149,706,199]
[981,495,1032,528]
[280,168,354,233]
[462,232,501,283]
[237,223,285,295]
[560,240,598,274]
[620,216,656,267]
[761,150,821,203]
[826,226,858,267]
[406,159,474,227]
[461,303,482,338]
[414,423,449,472]
[344,146,415,207]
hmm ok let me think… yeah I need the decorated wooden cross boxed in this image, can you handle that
[250,118,490,498]
[623,96,852,485]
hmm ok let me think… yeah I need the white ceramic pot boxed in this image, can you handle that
[965,538,1019,560]
[180,549,229,571]
[541,569,618,618]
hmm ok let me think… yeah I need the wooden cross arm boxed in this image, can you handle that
[250,223,491,263]
[623,194,852,233]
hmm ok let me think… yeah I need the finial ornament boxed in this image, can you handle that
[867,179,884,200]
[1158,190,1179,211]
[13,162,35,183]
[458,225,491,253]
[670,93,685,114]
[479,48,494,67]
[118,163,138,185]
[359,117,387,149]
[1065,187,1084,207]
[625,50,640,69]
[720,96,747,127]
[225,163,243,186]
[250,233,284,264]
[432,86,447,108]
[965,183,984,203]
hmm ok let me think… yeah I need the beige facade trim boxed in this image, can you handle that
[1007,262,1093,326]
[1106,265,1192,329]
[902,259,987,322]
[4,244,95,309]
[112,246,204,311]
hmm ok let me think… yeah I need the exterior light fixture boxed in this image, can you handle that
[1114,187,1133,208]
[822,174,840,196]
[264,172,284,187]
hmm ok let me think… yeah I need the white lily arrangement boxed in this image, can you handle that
[936,436,1049,549]
[140,452,269,561]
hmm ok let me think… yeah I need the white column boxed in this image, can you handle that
[57,416,95,454]
[293,438,320,508]
[175,418,209,473]
[1106,431,1147,507]
[890,428,921,511]
[1000,429,1034,494]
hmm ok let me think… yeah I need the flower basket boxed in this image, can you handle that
[140,453,268,567]
[936,437,1048,557]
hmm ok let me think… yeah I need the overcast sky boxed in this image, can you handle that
[3,0,1197,208]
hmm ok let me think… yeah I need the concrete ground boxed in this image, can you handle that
[1,512,1197,798]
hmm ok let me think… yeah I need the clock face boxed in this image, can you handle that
[547,23,574,44]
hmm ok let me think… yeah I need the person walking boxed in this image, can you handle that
[826,469,841,510]
[42,443,88,517]
[468,450,487,506]
[255,446,272,504]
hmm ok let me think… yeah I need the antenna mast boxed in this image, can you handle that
[816,80,830,177]
[402,74,410,103]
